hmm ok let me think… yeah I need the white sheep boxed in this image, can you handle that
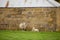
[19,22,27,30]
[32,27,39,32]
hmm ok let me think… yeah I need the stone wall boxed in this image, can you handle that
[0,7,60,32]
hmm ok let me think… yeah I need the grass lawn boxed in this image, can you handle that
[0,30,60,40]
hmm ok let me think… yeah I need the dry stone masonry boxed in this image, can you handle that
[0,8,60,32]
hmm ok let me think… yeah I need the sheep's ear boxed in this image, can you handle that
[5,1,9,8]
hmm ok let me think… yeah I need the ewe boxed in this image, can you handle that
[19,22,27,30]
[32,27,39,32]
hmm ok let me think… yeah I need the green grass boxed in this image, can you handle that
[0,30,60,40]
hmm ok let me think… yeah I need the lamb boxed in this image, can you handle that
[32,27,39,32]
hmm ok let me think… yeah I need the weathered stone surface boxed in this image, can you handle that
[0,8,60,32]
